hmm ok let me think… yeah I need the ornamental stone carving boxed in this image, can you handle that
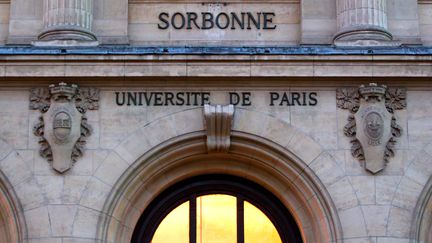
[337,83,405,174]
[30,83,99,173]
[204,104,235,153]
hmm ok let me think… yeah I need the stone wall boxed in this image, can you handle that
[0,82,431,242]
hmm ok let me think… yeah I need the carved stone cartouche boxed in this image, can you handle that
[337,83,406,174]
[30,83,99,173]
[204,104,235,153]
[355,85,392,173]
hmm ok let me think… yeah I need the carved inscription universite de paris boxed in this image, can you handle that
[115,91,318,107]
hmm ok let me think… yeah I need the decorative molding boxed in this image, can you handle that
[419,0,432,4]
[337,83,406,174]
[204,104,234,153]
[129,0,299,4]
[30,82,99,173]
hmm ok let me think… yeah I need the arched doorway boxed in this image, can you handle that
[96,109,342,243]
[131,174,303,243]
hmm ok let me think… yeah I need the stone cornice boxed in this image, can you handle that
[0,54,430,82]
[129,0,299,3]
[0,47,430,80]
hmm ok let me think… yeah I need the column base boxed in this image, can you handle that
[32,39,99,47]
[35,27,98,47]
[335,26,393,41]
[334,39,401,47]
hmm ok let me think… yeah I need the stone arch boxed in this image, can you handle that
[0,161,27,243]
[412,176,432,243]
[95,108,343,243]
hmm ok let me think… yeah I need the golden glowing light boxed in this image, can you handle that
[244,201,282,243]
[151,194,283,243]
[151,201,189,243]
[197,194,237,243]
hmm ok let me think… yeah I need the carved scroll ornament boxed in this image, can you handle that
[204,104,235,153]
[30,83,99,173]
[337,83,405,174]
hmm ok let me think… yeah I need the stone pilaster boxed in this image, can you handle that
[334,0,398,46]
[34,0,98,46]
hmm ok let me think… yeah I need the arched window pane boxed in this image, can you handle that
[152,201,189,243]
[244,201,282,243]
[197,194,236,243]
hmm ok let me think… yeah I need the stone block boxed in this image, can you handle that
[25,206,51,238]
[79,177,112,211]
[381,149,405,176]
[301,19,336,44]
[286,130,322,165]
[327,177,359,211]
[233,109,268,137]
[0,138,12,161]
[375,176,401,205]
[62,239,98,243]
[115,129,152,164]
[291,90,337,150]
[94,152,129,186]
[314,63,373,77]
[309,152,344,187]
[85,111,100,150]
[48,205,78,237]
[362,205,390,236]
[0,91,29,149]
[62,175,90,204]
[187,63,251,77]
[262,118,295,148]
[100,90,149,149]
[67,151,93,176]
[250,63,314,77]
[405,150,432,186]
[125,63,187,77]
[344,150,371,176]
[36,175,64,204]
[28,239,62,243]
[350,176,375,205]
[0,151,32,186]
[386,206,412,238]
[143,116,177,147]
[407,91,432,149]
[376,238,409,243]
[14,177,46,210]
[65,64,125,77]
[72,206,100,239]
[339,206,367,238]
[172,108,204,135]
[392,177,423,211]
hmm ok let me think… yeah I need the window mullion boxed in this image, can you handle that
[237,196,244,243]
[190,196,197,243]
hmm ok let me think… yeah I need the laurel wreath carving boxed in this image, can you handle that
[337,87,406,163]
[30,86,99,163]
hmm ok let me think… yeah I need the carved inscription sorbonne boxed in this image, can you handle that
[30,83,99,173]
[337,84,406,174]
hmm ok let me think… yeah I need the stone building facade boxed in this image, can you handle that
[0,0,431,243]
